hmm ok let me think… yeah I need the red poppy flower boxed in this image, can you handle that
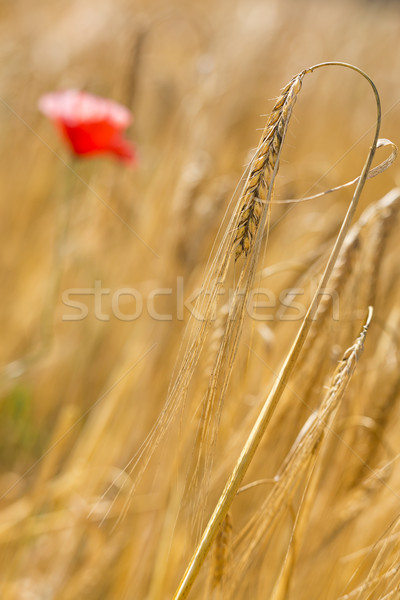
[39,90,138,165]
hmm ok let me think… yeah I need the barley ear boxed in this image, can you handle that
[210,512,232,596]
[234,74,303,260]
[172,62,382,600]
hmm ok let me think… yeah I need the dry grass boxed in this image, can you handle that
[1,1,400,599]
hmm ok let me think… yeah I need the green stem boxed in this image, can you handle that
[172,62,381,600]
[39,158,78,359]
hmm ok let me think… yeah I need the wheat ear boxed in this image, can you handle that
[210,512,232,595]
[173,62,382,600]
[231,308,373,591]
[234,75,303,259]
[298,188,400,374]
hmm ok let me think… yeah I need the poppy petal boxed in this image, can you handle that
[39,90,137,165]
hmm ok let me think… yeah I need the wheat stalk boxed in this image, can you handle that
[101,67,308,528]
[172,61,382,600]
[229,307,372,592]
[297,188,400,375]
[339,515,400,599]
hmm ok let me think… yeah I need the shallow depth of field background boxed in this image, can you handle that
[1,0,400,598]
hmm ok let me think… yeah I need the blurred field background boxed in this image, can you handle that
[1,0,400,598]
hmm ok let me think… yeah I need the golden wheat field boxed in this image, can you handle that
[1,0,400,598]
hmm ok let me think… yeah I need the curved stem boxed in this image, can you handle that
[172,62,381,599]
